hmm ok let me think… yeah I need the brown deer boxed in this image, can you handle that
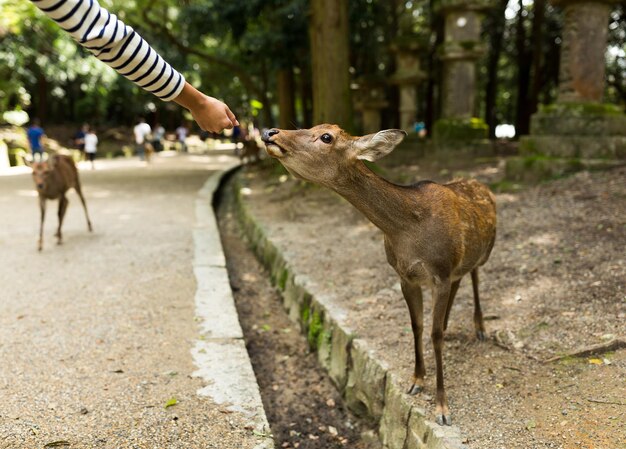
[262,125,496,426]
[26,153,93,251]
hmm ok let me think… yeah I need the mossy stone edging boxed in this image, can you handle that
[229,174,468,449]
[433,118,489,142]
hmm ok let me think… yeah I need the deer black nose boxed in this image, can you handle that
[37,183,44,189]
[262,129,279,142]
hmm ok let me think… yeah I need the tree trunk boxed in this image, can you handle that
[515,0,532,136]
[485,0,508,139]
[298,67,313,128]
[259,58,273,128]
[425,0,445,133]
[309,0,352,128]
[529,0,546,115]
[36,74,48,123]
[277,68,297,129]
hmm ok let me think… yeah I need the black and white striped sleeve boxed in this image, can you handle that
[30,0,186,102]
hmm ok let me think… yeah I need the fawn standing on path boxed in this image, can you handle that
[26,153,93,251]
[262,124,497,426]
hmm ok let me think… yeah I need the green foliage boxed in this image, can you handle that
[1,0,623,138]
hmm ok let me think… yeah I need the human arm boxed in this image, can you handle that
[30,0,237,132]
[172,82,238,133]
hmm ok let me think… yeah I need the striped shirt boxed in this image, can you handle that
[31,0,185,102]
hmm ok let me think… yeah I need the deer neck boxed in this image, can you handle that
[329,162,420,235]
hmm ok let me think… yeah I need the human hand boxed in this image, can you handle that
[190,95,239,133]
[173,82,239,133]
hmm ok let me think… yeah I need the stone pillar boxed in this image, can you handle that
[555,0,613,103]
[434,0,491,142]
[517,0,626,168]
[354,77,389,134]
[389,42,425,133]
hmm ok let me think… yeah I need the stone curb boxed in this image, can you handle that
[193,164,274,449]
[230,175,468,449]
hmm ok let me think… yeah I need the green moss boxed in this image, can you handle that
[278,268,289,291]
[459,40,477,50]
[539,102,624,117]
[433,117,489,142]
[307,309,323,350]
[300,304,310,326]
[519,137,539,155]
[488,180,524,193]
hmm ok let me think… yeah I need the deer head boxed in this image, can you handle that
[262,124,406,186]
[24,153,53,192]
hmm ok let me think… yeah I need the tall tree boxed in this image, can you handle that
[310,0,352,128]
[484,0,509,139]
[528,0,546,116]
[515,0,532,136]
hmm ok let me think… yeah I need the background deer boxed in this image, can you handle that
[262,125,497,426]
[26,153,93,251]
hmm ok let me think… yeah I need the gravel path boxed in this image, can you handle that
[0,155,262,449]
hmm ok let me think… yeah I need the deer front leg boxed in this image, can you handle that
[432,280,452,426]
[471,269,487,341]
[55,195,68,245]
[38,196,46,252]
[401,280,425,395]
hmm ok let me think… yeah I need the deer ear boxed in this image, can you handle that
[354,129,407,162]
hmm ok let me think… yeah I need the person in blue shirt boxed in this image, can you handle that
[26,119,46,156]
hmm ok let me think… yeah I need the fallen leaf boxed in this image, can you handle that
[164,398,178,409]
[44,441,70,448]
[588,358,603,365]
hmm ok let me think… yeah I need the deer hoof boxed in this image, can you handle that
[407,384,423,395]
[435,414,452,426]
[476,330,487,341]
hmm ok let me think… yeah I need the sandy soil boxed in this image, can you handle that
[236,154,625,449]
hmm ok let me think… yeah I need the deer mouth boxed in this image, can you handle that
[263,142,288,158]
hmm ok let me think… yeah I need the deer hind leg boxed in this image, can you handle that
[471,269,487,341]
[432,280,452,426]
[38,196,46,252]
[74,182,93,232]
[443,279,461,332]
[55,195,69,244]
[401,280,425,395]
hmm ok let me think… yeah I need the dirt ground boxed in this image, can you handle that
[217,184,380,449]
[236,152,625,449]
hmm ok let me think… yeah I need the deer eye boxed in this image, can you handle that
[320,133,333,144]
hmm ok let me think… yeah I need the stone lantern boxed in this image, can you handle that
[354,76,389,135]
[433,0,491,142]
[520,0,626,161]
[389,40,425,133]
